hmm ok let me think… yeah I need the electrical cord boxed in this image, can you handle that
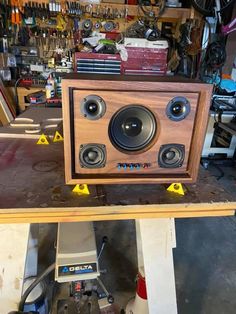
[138,5,156,22]
[138,0,166,22]
[205,41,226,69]
[199,40,226,84]
[97,236,108,260]
[18,263,55,311]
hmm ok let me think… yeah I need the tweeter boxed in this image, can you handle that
[80,95,106,120]
[166,96,190,121]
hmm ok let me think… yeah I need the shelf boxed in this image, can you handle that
[21,1,201,21]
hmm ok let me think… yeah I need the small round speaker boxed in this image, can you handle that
[166,97,190,121]
[80,95,106,120]
[109,105,157,153]
[158,144,185,168]
[79,144,106,168]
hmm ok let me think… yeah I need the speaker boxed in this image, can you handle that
[79,144,106,168]
[166,96,190,121]
[80,95,106,120]
[158,144,185,168]
[109,105,157,153]
[62,74,212,185]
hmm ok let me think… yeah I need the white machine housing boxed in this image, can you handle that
[55,222,100,283]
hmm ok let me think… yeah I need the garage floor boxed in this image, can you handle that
[38,163,236,314]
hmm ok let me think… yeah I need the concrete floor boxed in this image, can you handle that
[38,163,236,314]
[174,163,236,314]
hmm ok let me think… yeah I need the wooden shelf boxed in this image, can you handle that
[21,1,201,21]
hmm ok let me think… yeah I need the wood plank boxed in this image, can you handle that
[0,210,234,224]
[188,85,213,181]
[0,89,14,125]
[0,202,235,223]
[17,87,46,112]
[0,224,30,311]
[1,202,236,215]
[138,219,177,314]
[0,79,16,118]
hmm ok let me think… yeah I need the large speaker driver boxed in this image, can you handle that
[109,105,157,153]
[79,144,106,168]
[158,144,185,168]
[166,96,190,121]
[80,95,106,120]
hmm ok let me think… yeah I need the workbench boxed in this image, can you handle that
[0,138,235,314]
[0,138,235,222]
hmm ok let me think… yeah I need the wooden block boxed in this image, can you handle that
[17,87,45,112]
[0,224,30,312]
[138,218,177,314]
[0,79,16,117]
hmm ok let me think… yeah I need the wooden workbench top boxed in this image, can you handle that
[0,138,235,223]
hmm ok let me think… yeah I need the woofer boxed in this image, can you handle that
[166,97,190,121]
[158,144,185,168]
[109,105,157,153]
[80,95,106,120]
[79,144,106,168]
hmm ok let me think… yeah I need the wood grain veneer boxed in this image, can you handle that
[62,75,213,185]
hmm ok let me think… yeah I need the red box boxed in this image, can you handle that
[123,39,168,75]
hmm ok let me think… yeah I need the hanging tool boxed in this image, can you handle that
[82,19,93,31]
[94,21,101,30]
[11,0,22,46]
[104,21,115,32]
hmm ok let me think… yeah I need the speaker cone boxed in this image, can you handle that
[80,95,106,120]
[79,144,106,168]
[158,144,185,168]
[166,97,190,121]
[109,105,157,153]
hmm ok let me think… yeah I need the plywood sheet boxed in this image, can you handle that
[0,107,62,139]
[0,138,235,223]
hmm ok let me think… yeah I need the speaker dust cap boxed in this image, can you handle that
[166,96,190,121]
[109,105,157,153]
[81,95,106,120]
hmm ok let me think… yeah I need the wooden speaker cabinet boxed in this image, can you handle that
[62,74,212,185]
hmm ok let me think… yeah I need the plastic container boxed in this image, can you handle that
[45,83,55,99]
